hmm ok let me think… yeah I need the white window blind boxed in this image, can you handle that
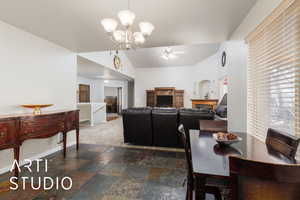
[247,0,300,141]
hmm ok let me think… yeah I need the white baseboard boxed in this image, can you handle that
[0,141,76,175]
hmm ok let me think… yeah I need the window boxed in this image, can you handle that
[247,0,300,140]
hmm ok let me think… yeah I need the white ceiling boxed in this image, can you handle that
[125,44,220,68]
[0,0,257,52]
[77,56,133,81]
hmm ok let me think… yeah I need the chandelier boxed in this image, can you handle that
[101,0,154,50]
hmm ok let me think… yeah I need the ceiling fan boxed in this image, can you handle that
[162,48,184,60]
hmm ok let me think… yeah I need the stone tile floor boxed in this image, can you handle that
[0,116,216,200]
[0,144,215,200]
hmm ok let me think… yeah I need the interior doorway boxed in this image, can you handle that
[104,86,122,121]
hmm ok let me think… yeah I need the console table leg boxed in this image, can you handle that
[76,128,79,151]
[63,132,67,158]
[13,147,20,178]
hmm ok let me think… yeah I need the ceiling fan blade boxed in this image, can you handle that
[169,54,177,59]
[162,54,169,60]
[173,51,185,54]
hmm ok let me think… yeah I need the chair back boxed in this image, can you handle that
[178,124,193,185]
[199,120,227,133]
[266,128,300,158]
[229,156,300,200]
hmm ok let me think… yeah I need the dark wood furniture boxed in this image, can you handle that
[146,90,155,107]
[105,96,118,113]
[189,130,299,200]
[79,84,90,103]
[178,125,222,200]
[174,90,184,108]
[199,120,227,133]
[0,110,79,177]
[266,128,300,158]
[191,99,218,110]
[230,156,300,200]
[146,87,184,108]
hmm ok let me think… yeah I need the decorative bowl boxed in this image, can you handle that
[213,133,242,146]
[21,104,53,115]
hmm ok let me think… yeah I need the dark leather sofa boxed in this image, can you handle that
[122,107,214,148]
[179,108,215,133]
[152,108,178,148]
[122,107,153,146]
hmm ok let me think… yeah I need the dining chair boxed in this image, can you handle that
[199,120,227,133]
[178,124,222,200]
[229,156,300,200]
[266,128,300,158]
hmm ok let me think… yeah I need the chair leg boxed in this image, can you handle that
[205,186,222,200]
[186,183,193,200]
[195,175,206,200]
[186,185,189,200]
[214,189,222,200]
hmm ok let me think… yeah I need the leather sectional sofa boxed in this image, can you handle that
[122,107,214,148]
[152,108,179,147]
[122,107,153,146]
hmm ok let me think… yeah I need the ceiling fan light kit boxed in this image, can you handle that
[162,48,184,60]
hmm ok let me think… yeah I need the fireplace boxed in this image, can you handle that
[146,87,184,108]
[157,95,173,107]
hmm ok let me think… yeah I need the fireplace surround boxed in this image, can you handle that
[156,95,173,107]
[146,87,184,108]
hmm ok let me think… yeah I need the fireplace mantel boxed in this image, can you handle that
[191,99,219,110]
[146,87,184,108]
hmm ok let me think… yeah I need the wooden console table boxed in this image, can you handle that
[0,110,79,177]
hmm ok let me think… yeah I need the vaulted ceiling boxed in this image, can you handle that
[125,44,220,68]
[77,56,133,80]
[0,0,257,52]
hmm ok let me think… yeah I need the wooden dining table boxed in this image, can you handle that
[189,130,299,200]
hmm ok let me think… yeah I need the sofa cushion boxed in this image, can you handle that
[179,108,214,130]
[152,108,179,147]
[122,107,153,146]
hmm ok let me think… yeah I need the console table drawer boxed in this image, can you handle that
[65,111,78,131]
[20,114,65,139]
[0,110,79,177]
[0,120,17,147]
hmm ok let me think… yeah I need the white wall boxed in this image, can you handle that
[78,51,135,79]
[104,87,118,97]
[219,42,248,133]
[230,0,283,40]
[0,20,77,172]
[135,53,221,108]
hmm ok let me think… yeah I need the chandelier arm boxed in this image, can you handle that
[101,0,153,51]
[109,36,117,43]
